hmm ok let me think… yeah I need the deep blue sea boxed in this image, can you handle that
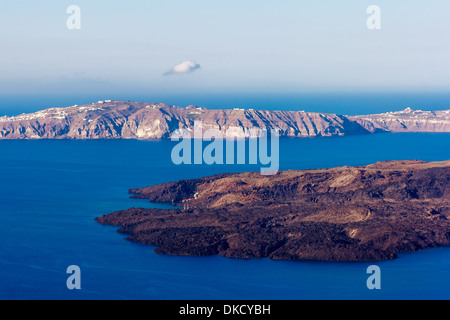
[1,133,450,300]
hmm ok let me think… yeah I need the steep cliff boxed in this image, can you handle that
[1,101,449,139]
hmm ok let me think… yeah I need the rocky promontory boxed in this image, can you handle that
[96,160,450,262]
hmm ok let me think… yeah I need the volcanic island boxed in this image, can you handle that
[96,160,450,262]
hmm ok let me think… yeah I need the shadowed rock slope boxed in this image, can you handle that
[96,160,450,262]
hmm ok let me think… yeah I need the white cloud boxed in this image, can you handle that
[164,60,201,76]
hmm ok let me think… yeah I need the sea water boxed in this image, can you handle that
[0,134,449,300]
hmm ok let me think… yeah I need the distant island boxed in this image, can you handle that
[1,101,449,139]
[96,160,450,262]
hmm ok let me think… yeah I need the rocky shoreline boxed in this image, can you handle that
[96,160,450,262]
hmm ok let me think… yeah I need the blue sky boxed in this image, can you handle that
[1,0,450,95]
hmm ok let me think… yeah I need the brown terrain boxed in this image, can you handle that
[1,100,449,139]
[96,160,450,262]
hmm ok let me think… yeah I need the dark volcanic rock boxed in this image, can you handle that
[95,160,450,261]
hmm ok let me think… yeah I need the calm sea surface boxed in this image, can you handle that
[0,133,449,300]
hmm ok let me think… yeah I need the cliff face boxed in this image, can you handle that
[349,108,450,133]
[96,160,450,262]
[0,102,177,139]
[1,101,448,139]
[0,101,369,139]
